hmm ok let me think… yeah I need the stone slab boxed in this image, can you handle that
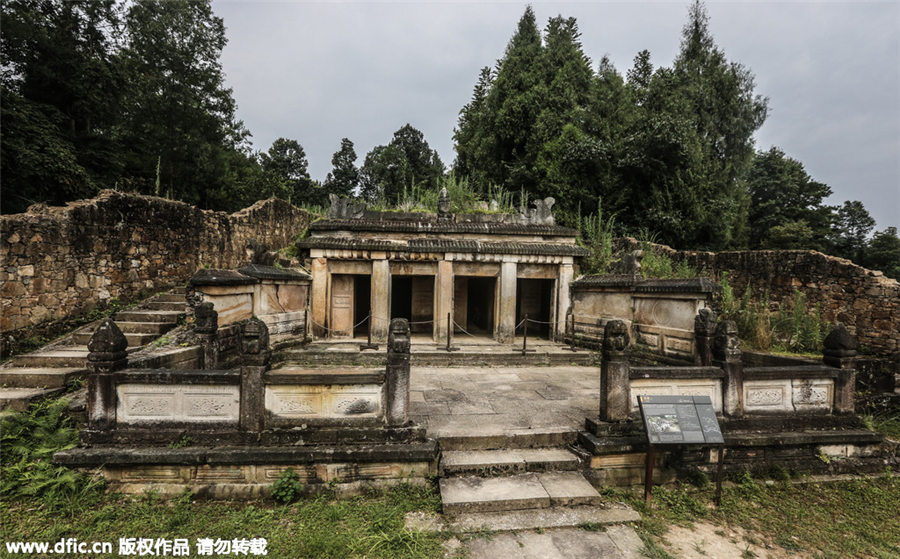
[440,473,551,514]
[0,387,64,411]
[0,367,85,388]
[117,383,240,424]
[115,310,183,323]
[463,527,630,559]
[538,472,603,506]
[429,503,640,532]
[441,449,580,475]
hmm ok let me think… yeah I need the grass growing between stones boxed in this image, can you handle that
[607,473,900,559]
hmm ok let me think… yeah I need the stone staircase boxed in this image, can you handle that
[435,430,639,532]
[0,287,186,411]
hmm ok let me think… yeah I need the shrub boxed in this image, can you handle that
[271,468,303,504]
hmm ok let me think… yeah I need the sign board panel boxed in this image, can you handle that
[637,395,724,445]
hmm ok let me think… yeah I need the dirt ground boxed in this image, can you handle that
[661,521,812,559]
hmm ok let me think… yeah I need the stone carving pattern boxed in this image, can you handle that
[747,389,784,407]
[127,397,174,417]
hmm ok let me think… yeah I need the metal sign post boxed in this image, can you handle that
[637,395,726,506]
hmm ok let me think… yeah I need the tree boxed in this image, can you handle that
[359,124,443,203]
[118,0,247,207]
[259,138,318,205]
[323,138,359,197]
[746,147,834,250]
[830,200,875,261]
[862,227,900,279]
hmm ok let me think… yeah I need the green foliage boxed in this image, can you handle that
[324,138,359,198]
[271,468,303,504]
[1,398,105,507]
[577,199,617,274]
[360,124,444,204]
[638,237,698,279]
[861,227,900,280]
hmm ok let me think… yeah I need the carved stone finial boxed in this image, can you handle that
[694,308,717,337]
[388,318,411,356]
[530,197,556,225]
[623,250,643,279]
[242,318,270,355]
[87,318,128,373]
[823,323,857,369]
[602,319,628,361]
[194,302,218,335]
[327,194,366,219]
[712,320,741,363]
[385,318,411,427]
[438,187,451,220]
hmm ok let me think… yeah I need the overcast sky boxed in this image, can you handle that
[213,0,899,231]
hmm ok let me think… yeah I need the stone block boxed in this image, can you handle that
[743,380,792,413]
[116,384,240,424]
[791,378,833,411]
[264,384,381,419]
[630,378,723,413]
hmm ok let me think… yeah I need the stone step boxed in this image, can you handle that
[146,301,186,312]
[0,367,85,388]
[408,504,640,533]
[72,331,163,347]
[115,310,183,323]
[0,387,65,412]
[438,427,577,451]
[154,293,186,303]
[171,286,186,295]
[439,472,602,515]
[9,347,91,368]
[116,321,175,335]
[441,449,580,476]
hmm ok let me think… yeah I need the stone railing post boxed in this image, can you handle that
[195,302,219,370]
[713,320,743,417]
[385,318,411,427]
[694,308,716,366]
[823,323,857,414]
[599,319,630,421]
[86,319,128,430]
[240,318,270,432]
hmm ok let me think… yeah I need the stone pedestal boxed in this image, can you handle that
[195,302,219,370]
[712,320,743,417]
[385,318,411,427]
[823,324,858,414]
[600,320,630,421]
[87,319,128,430]
[240,319,270,432]
[694,308,716,366]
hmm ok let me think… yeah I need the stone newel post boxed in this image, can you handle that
[823,323,857,414]
[87,318,128,430]
[694,308,717,366]
[240,318,270,432]
[385,318,411,427]
[599,319,630,421]
[713,320,744,417]
[195,302,219,370]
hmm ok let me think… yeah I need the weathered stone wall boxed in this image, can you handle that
[1,190,309,340]
[613,238,900,356]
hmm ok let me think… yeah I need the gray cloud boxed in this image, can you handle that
[214,1,898,230]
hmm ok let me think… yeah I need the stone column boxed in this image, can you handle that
[87,319,128,431]
[555,262,574,340]
[600,320,631,421]
[434,260,454,343]
[694,308,716,366]
[713,320,743,417]
[496,260,517,343]
[240,319,270,432]
[370,259,390,342]
[823,323,857,414]
[310,256,328,338]
[195,302,219,370]
[385,318,411,427]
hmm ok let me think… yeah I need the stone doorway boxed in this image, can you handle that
[391,275,435,334]
[329,274,371,337]
[453,276,497,337]
[516,278,555,339]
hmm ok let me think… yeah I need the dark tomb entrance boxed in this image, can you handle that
[516,278,554,338]
[391,275,435,334]
[454,276,496,337]
[353,274,371,337]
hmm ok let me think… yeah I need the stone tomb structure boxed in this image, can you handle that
[296,196,587,343]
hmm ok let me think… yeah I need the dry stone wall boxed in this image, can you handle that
[1,190,309,345]
[612,238,900,356]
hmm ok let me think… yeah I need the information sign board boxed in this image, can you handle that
[637,395,724,445]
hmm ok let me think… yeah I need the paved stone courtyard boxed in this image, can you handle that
[409,365,601,439]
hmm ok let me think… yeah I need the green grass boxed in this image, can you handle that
[606,473,900,559]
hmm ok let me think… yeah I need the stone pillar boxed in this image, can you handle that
[434,260,454,343]
[87,319,128,431]
[195,302,219,370]
[556,262,574,340]
[694,308,716,366]
[385,318,411,427]
[240,319,270,432]
[600,320,631,421]
[713,320,743,417]
[496,260,517,343]
[370,259,390,342]
[310,256,328,338]
[823,323,858,414]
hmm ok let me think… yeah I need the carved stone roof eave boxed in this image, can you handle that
[189,268,258,286]
[297,237,589,257]
[308,219,578,237]
[237,263,311,282]
[572,275,720,293]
